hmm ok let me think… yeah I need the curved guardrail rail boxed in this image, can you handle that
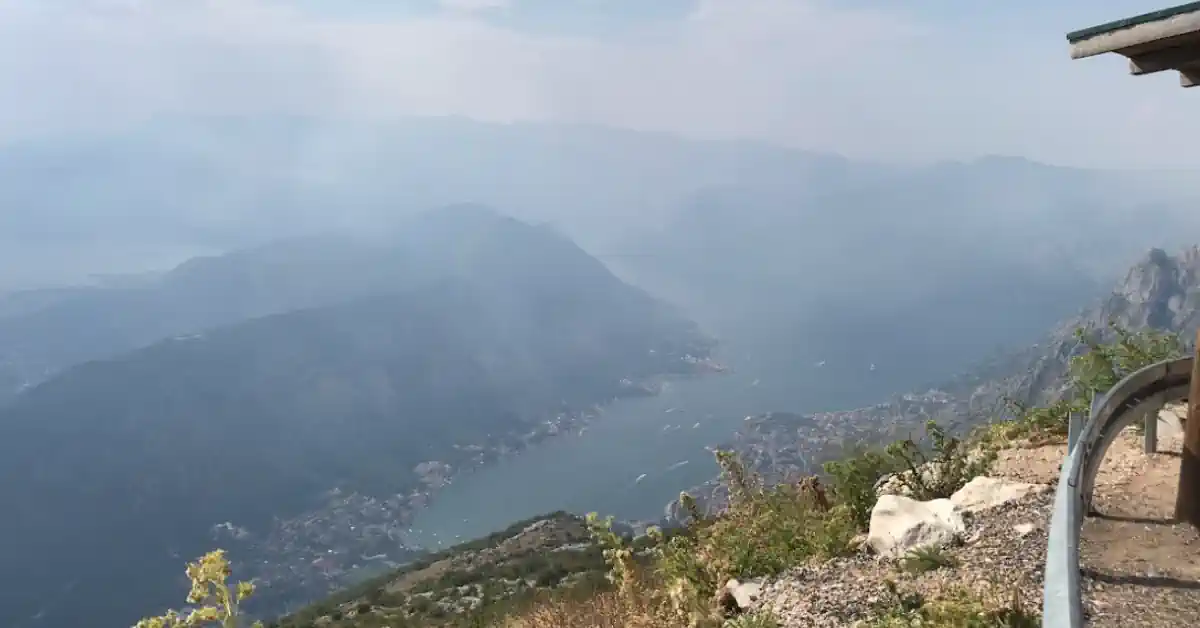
[1042,356,1193,627]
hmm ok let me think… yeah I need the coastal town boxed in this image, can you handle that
[213,352,728,616]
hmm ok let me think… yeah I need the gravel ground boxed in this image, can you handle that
[752,490,1052,627]
[752,414,1200,628]
[1079,425,1200,627]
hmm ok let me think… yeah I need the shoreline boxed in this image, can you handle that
[401,356,731,542]
[233,354,730,613]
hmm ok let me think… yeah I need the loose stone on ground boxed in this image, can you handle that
[753,479,1051,627]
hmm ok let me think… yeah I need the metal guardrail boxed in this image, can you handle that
[1042,357,1193,626]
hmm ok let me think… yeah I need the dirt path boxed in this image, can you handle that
[993,406,1200,627]
[1075,421,1200,627]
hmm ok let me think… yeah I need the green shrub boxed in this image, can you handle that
[1070,322,1184,397]
[824,446,899,529]
[650,452,860,624]
[886,420,995,500]
[900,546,958,575]
[987,323,1184,446]
[723,611,780,628]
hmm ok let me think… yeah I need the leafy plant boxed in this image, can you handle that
[723,611,780,628]
[901,546,958,575]
[824,445,899,529]
[584,513,638,597]
[134,550,263,628]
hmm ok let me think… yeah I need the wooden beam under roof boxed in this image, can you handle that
[1127,40,1200,75]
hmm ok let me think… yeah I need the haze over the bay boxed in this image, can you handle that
[5,1,1200,626]
[0,0,1192,165]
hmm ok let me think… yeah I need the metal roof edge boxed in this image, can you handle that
[1067,1,1200,43]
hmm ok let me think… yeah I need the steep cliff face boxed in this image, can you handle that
[670,247,1200,520]
[958,245,1200,413]
[1106,247,1200,333]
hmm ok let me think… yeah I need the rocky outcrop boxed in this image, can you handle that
[965,245,1200,412]
[1108,247,1200,332]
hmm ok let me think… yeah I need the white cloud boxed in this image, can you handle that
[0,0,1196,168]
[438,0,509,14]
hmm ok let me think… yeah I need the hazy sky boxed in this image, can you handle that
[0,0,1195,169]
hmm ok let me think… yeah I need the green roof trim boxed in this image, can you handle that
[1067,1,1200,43]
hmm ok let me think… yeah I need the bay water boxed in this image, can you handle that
[403,341,902,549]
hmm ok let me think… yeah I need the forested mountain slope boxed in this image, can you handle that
[0,207,712,628]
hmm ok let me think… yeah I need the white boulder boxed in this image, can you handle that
[867,494,965,558]
[950,476,1048,514]
[1158,402,1188,440]
[723,578,764,610]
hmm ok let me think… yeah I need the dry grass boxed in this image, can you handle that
[501,585,681,628]
[865,582,1040,628]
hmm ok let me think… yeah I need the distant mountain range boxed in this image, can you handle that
[610,156,1200,388]
[0,206,713,628]
[0,202,695,400]
[4,117,1200,293]
[5,117,1200,409]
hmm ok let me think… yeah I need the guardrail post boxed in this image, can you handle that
[1144,405,1159,454]
[1176,329,1200,527]
[1068,405,1084,452]
[1068,394,1099,453]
